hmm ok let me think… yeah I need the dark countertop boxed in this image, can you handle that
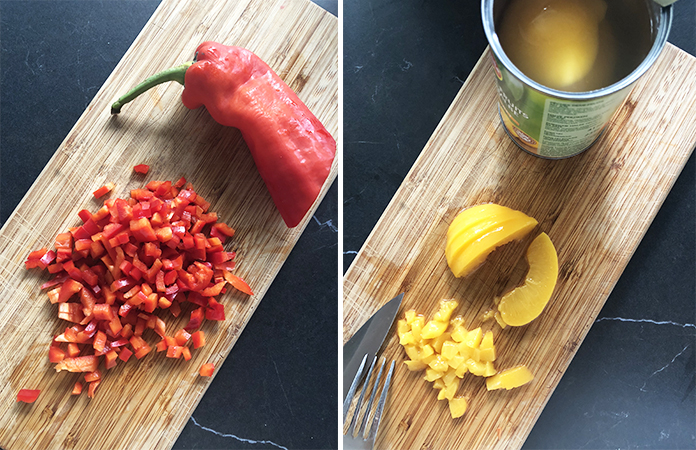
[344,1,694,450]
[0,1,337,450]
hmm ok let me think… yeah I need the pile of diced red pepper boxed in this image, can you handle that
[22,171,252,401]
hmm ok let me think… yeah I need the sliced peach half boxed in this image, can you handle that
[497,232,558,326]
[446,204,538,278]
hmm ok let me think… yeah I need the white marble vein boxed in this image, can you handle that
[189,416,289,450]
[640,344,691,392]
[313,215,338,232]
[595,316,696,329]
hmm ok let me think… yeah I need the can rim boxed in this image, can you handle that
[481,0,673,100]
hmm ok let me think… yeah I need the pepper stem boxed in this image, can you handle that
[110,61,194,114]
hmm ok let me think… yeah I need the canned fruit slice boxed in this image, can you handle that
[485,365,534,391]
[446,204,538,278]
[497,232,558,326]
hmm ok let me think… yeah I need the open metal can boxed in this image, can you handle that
[481,0,672,159]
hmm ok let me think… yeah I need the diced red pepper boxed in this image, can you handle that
[223,272,254,296]
[93,182,115,199]
[26,173,249,399]
[174,329,191,346]
[133,164,150,174]
[105,350,118,369]
[17,389,41,403]
[67,343,81,358]
[55,355,99,373]
[184,307,205,332]
[58,303,85,323]
[166,346,183,359]
[49,345,66,363]
[206,298,225,321]
[72,382,83,395]
[58,279,84,303]
[199,363,214,377]
[118,347,133,362]
[84,369,102,383]
[87,380,100,398]
[191,330,206,349]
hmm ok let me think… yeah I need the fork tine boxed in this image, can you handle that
[343,354,368,419]
[357,358,387,438]
[367,360,395,442]
[348,355,378,434]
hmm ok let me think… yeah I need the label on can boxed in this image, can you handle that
[491,52,630,158]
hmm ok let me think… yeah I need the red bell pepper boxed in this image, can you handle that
[16,389,41,403]
[111,42,335,228]
[199,363,214,377]
[133,164,150,174]
[93,182,115,199]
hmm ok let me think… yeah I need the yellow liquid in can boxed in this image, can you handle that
[497,0,653,92]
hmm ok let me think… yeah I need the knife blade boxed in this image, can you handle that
[343,292,404,398]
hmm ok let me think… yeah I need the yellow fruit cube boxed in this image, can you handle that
[448,397,468,418]
[455,364,469,378]
[480,347,495,362]
[470,348,481,362]
[432,378,445,390]
[431,332,452,353]
[464,327,483,348]
[433,299,458,322]
[405,309,417,325]
[420,344,434,359]
[465,358,487,377]
[428,355,449,372]
[404,360,427,371]
[399,331,416,346]
[421,354,436,365]
[397,319,410,337]
[404,344,420,361]
[457,342,472,359]
[484,361,497,377]
[480,330,494,349]
[424,368,444,382]
[447,354,466,370]
[441,340,459,360]
[485,365,534,390]
[438,377,459,401]
[421,320,448,340]
[442,369,458,386]
[411,316,425,341]
[479,331,496,361]
[450,324,468,343]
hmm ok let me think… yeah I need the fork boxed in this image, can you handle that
[343,354,396,450]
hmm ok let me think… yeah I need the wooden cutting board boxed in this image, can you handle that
[0,1,336,449]
[343,43,696,450]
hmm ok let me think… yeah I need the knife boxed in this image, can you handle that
[343,292,404,398]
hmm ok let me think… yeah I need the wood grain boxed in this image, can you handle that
[343,43,696,450]
[0,1,336,449]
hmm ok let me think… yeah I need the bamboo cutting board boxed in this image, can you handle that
[0,1,336,449]
[343,43,696,450]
